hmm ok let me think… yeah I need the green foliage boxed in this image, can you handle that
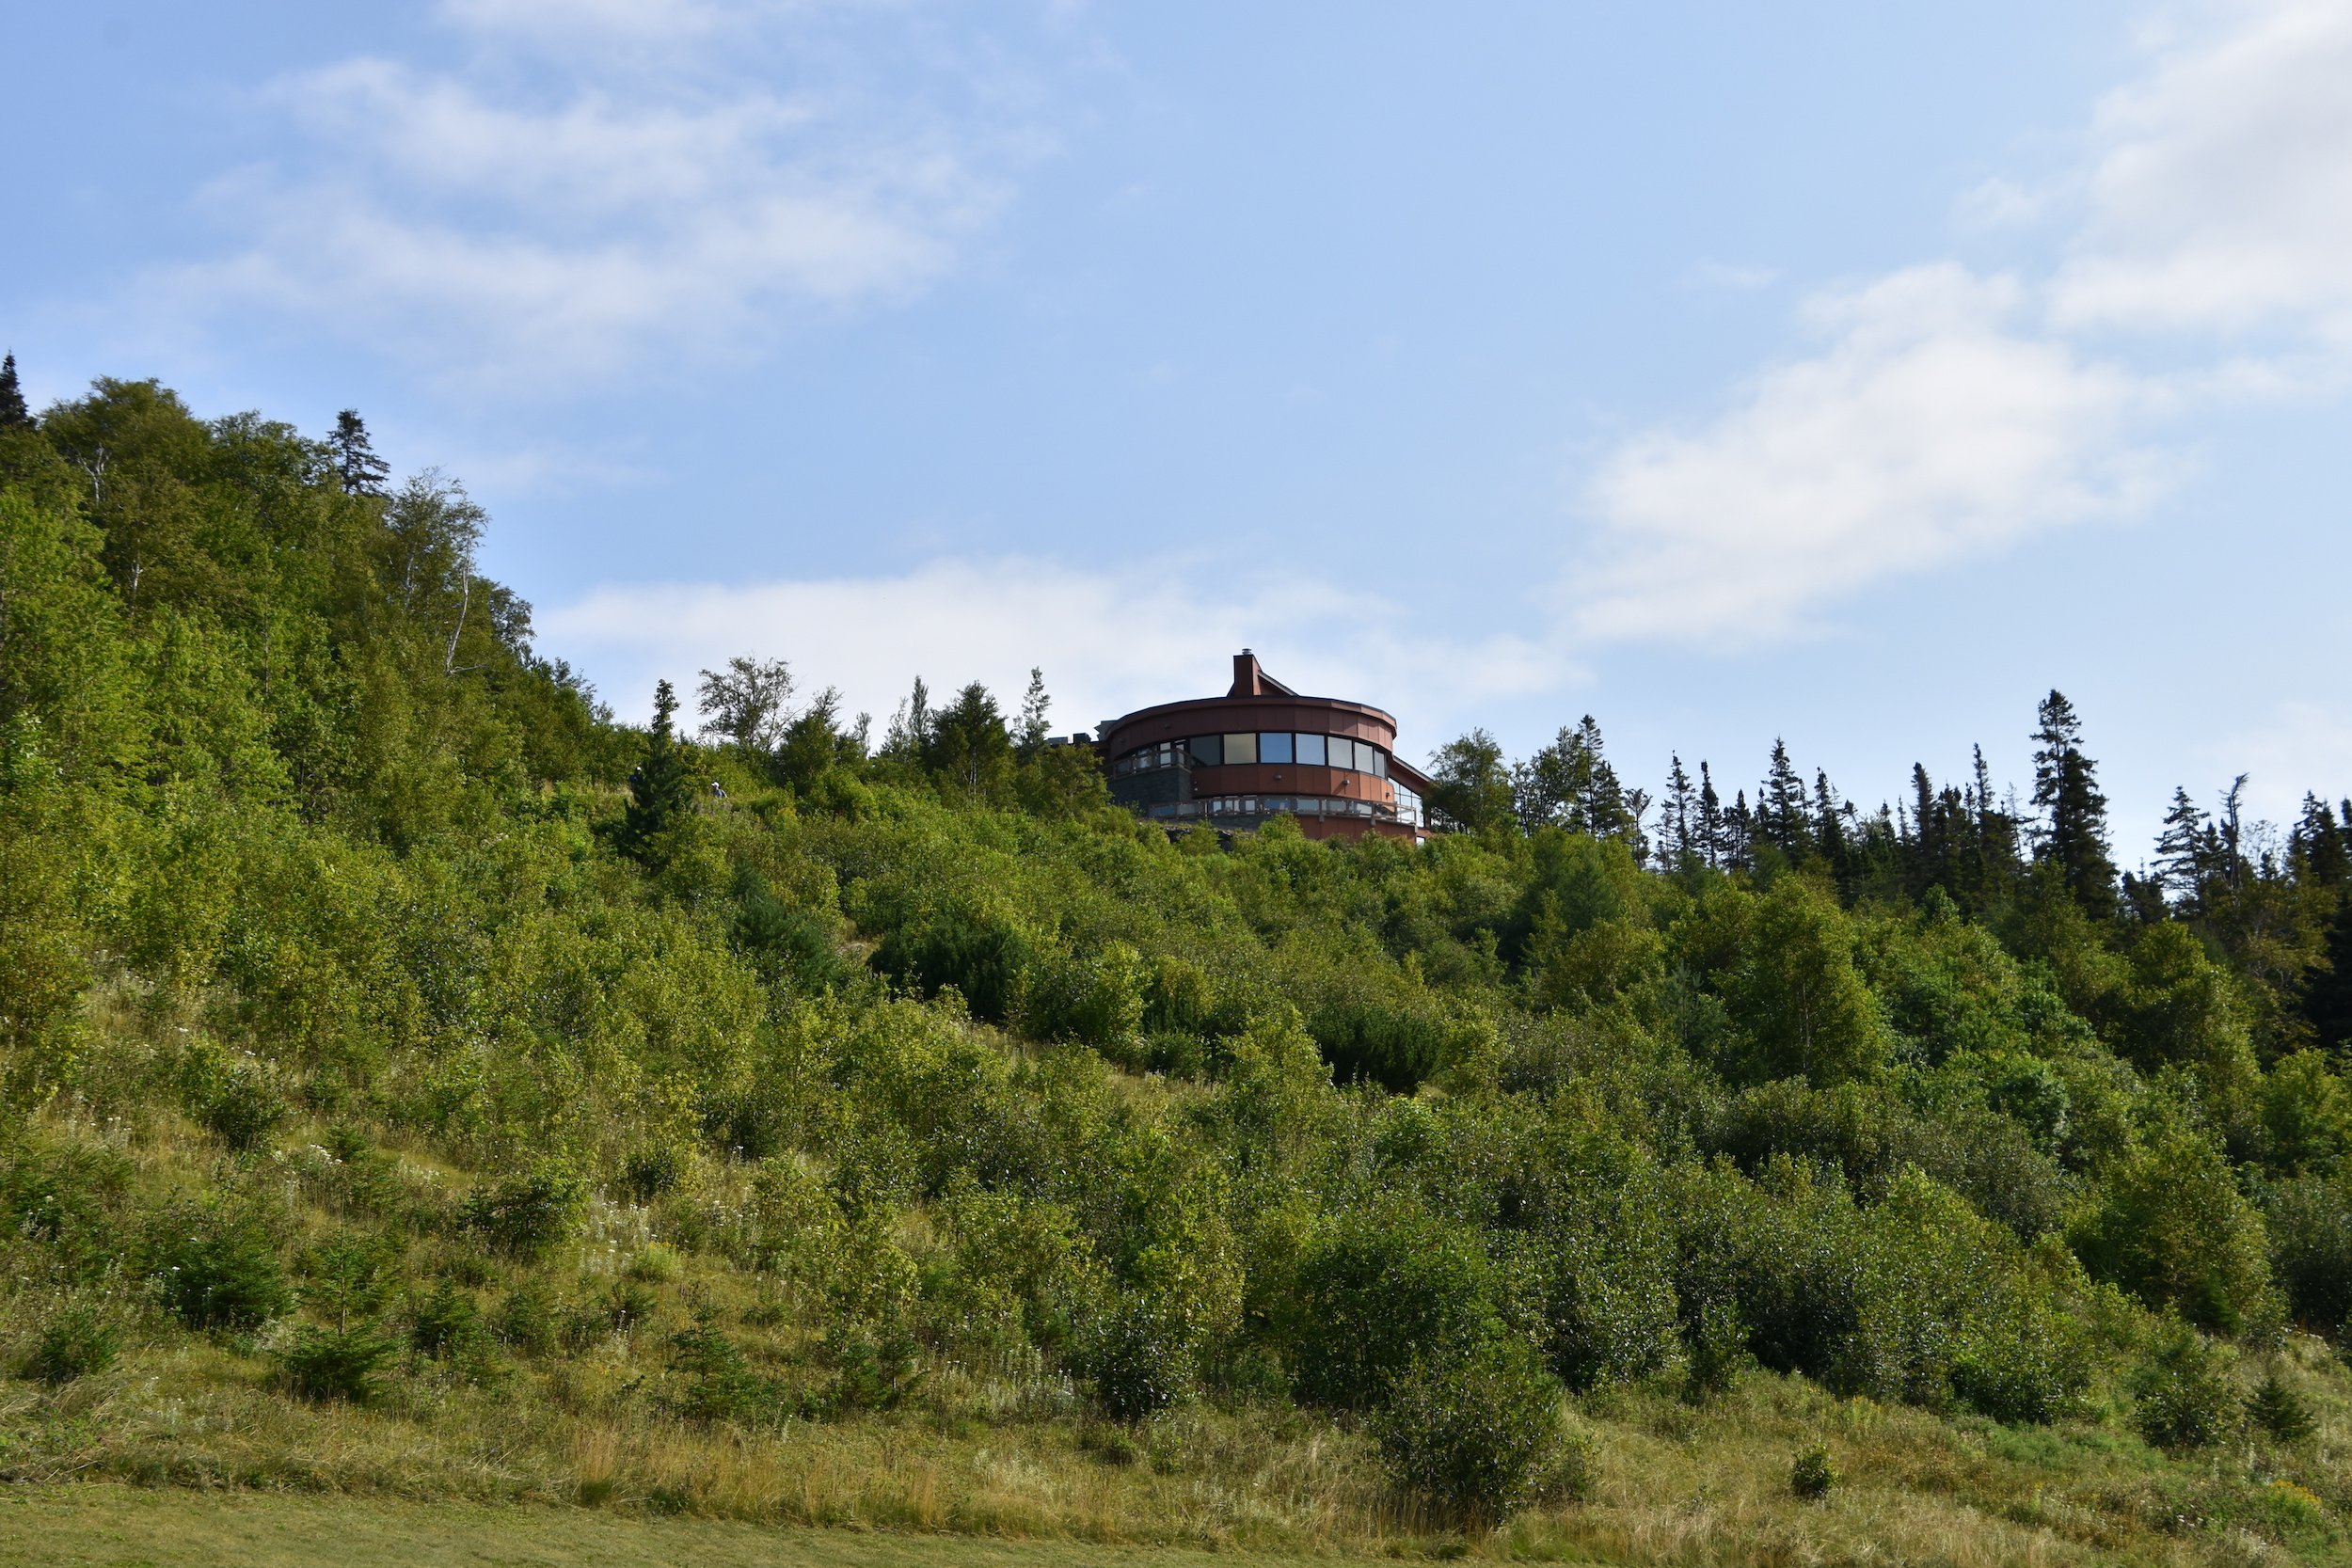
[1287,1201,1502,1410]
[25,1302,119,1384]
[1721,879,1892,1086]
[461,1165,585,1260]
[2247,1370,2313,1443]
[2072,1125,2272,1332]
[151,1216,289,1330]
[20,372,2352,1544]
[1373,1338,1563,1527]
[279,1324,399,1404]
[2131,1327,2239,1451]
[408,1281,484,1361]
[669,1310,777,1422]
[1791,1442,1837,1500]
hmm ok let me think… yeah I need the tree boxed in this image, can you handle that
[1758,739,1809,860]
[2292,795,2348,890]
[2307,890,2352,1058]
[697,655,793,755]
[926,681,1013,802]
[1724,877,1891,1086]
[0,354,32,431]
[617,680,696,863]
[1661,755,1700,874]
[1016,667,1052,757]
[2030,690,2119,919]
[1428,729,1514,833]
[328,409,390,496]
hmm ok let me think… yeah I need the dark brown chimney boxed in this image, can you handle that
[1228,649,1295,698]
[1231,649,1262,697]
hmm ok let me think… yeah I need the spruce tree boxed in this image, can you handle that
[2030,689,2119,919]
[1760,739,1808,858]
[2294,795,2349,889]
[2308,890,2352,1059]
[1697,763,1724,869]
[329,409,391,496]
[1662,755,1697,872]
[0,353,32,429]
[619,681,696,863]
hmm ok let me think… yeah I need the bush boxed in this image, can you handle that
[1373,1339,1563,1527]
[1087,1295,1196,1420]
[1288,1202,1501,1409]
[2248,1371,2313,1443]
[2132,1328,2239,1451]
[619,1145,687,1205]
[874,911,1030,1025]
[152,1220,289,1330]
[25,1303,119,1383]
[2072,1127,2274,1333]
[279,1324,397,1404]
[461,1164,585,1259]
[1791,1442,1837,1500]
[408,1280,482,1360]
[200,1068,288,1153]
[669,1310,775,1422]
[493,1280,559,1356]
[730,895,846,993]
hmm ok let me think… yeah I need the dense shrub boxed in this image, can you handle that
[1373,1339,1563,1526]
[1288,1202,1502,1409]
[874,910,1030,1024]
[25,1303,119,1383]
[279,1324,398,1404]
[1792,1443,1837,1499]
[461,1164,585,1259]
[2132,1327,2239,1451]
[151,1219,289,1330]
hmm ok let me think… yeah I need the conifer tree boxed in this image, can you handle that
[1662,754,1698,872]
[0,353,32,430]
[1697,762,1724,869]
[329,409,391,496]
[1759,739,1808,858]
[1017,668,1052,757]
[2031,690,2119,919]
[2293,795,2349,889]
[2307,891,2352,1058]
[618,681,696,863]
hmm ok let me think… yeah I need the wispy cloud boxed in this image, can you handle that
[2053,0,2352,340]
[149,1,1035,388]
[1575,0,2352,647]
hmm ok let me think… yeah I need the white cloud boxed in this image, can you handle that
[1575,266,2165,643]
[151,4,1020,387]
[2052,0,2352,339]
[537,557,1565,746]
[2207,698,2352,822]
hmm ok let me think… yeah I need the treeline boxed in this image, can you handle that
[3,368,2352,1539]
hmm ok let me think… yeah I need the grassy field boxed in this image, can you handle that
[7,1342,2350,1567]
[0,1484,1322,1568]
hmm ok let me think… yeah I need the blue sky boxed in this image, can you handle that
[7,0,2351,860]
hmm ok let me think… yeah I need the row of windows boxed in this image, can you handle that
[1117,732,1390,778]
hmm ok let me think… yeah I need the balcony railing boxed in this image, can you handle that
[1132,794,1432,829]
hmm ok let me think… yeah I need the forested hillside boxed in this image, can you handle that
[6,371,2352,1563]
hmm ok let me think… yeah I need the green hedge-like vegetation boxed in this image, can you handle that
[5,377,2352,1536]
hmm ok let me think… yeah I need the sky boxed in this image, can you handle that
[6,0,2350,860]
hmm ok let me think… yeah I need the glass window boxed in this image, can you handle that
[1189,735,1222,768]
[1371,748,1388,779]
[1295,733,1326,766]
[1337,738,1361,771]
[1259,732,1293,765]
[1116,753,1134,775]
[1223,732,1256,766]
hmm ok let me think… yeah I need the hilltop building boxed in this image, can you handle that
[1089,651,1439,841]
